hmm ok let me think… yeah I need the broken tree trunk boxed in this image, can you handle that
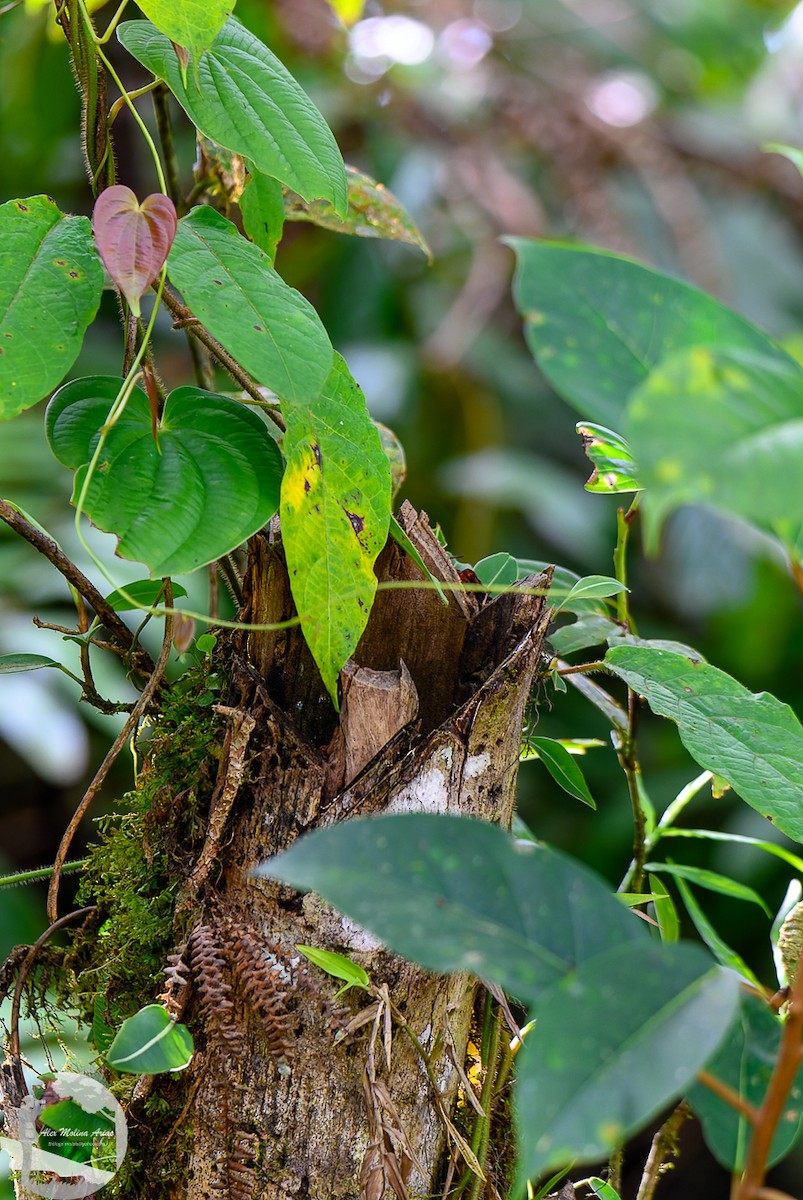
[103,505,552,1198]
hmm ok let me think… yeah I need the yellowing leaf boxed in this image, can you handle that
[281,355,391,706]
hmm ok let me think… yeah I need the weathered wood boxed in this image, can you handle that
[106,509,552,1199]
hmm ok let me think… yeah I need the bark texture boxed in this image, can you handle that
[89,506,552,1198]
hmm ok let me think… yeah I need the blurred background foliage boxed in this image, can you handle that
[2,0,803,1194]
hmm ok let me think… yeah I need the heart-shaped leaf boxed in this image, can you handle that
[93,186,177,316]
[46,376,283,577]
[118,18,348,215]
[0,196,104,420]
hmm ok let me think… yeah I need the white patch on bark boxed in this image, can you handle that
[464,751,491,779]
[387,746,454,814]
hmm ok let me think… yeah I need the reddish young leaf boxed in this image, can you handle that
[93,186,177,316]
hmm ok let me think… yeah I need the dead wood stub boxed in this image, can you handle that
[152,508,553,1199]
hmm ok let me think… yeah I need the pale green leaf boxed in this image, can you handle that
[0,196,104,420]
[280,354,391,705]
[765,142,803,176]
[135,0,234,57]
[296,945,369,991]
[118,19,348,214]
[555,575,627,612]
[605,645,803,842]
[0,654,61,674]
[577,422,642,494]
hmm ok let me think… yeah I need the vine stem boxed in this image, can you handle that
[159,286,287,433]
[732,939,803,1200]
[0,861,86,890]
[87,12,168,195]
[46,585,174,924]
[635,1101,691,1200]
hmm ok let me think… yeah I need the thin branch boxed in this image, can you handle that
[46,591,175,923]
[696,1071,758,1124]
[635,1102,691,1200]
[8,906,96,1098]
[160,286,286,433]
[0,498,155,678]
[732,940,803,1199]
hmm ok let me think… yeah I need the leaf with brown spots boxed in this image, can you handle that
[281,354,392,707]
[0,195,104,421]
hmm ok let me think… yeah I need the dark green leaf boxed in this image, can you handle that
[280,355,391,705]
[506,240,791,425]
[103,579,188,613]
[284,164,431,259]
[549,616,624,656]
[527,737,597,808]
[106,1004,193,1074]
[0,196,104,420]
[516,941,739,1183]
[168,206,332,405]
[46,377,283,577]
[625,346,803,552]
[577,423,642,494]
[255,814,645,1006]
[688,991,803,1170]
[605,645,803,842]
[118,19,347,214]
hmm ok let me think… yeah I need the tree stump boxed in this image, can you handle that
[69,505,552,1199]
